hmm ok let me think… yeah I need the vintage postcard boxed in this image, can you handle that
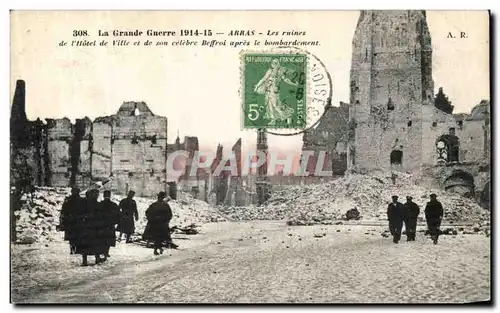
[10,10,491,304]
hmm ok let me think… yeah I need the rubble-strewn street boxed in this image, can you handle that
[11,172,491,303]
[11,221,490,303]
[14,172,490,245]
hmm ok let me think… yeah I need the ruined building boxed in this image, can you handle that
[347,10,490,171]
[346,10,490,205]
[300,10,490,207]
[10,80,201,197]
[301,102,350,175]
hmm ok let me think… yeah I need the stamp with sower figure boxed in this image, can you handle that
[242,52,307,129]
[241,47,332,135]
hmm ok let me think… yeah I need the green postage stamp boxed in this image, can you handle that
[242,52,307,129]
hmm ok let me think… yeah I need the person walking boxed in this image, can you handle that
[425,193,444,244]
[387,195,404,244]
[143,192,173,255]
[118,190,138,243]
[99,190,120,260]
[403,196,420,241]
[59,187,84,254]
[74,189,106,266]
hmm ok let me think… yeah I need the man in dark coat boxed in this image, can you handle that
[387,195,404,244]
[119,190,138,243]
[99,190,120,260]
[59,187,83,254]
[403,196,420,242]
[143,192,173,255]
[425,193,444,244]
[74,189,107,266]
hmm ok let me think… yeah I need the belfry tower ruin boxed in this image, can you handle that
[348,10,434,172]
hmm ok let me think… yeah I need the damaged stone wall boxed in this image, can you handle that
[10,81,178,197]
[348,11,490,175]
[10,80,43,190]
[107,102,169,197]
[92,117,113,182]
[348,10,433,173]
[73,118,93,188]
[301,102,349,175]
[46,118,73,187]
[421,100,491,167]
[422,162,491,209]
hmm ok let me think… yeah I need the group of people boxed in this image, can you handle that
[59,188,175,266]
[58,186,445,265]
[387,193,444,244]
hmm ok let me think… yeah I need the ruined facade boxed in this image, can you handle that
[301,102,350,175]
[298,11,490,207]
[345,10,490,206]
[348,10,435,172]
[10,80,200,197]
[347,10,490,174]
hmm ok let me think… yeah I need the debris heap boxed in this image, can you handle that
[220,172,490,225]
[14,187,66,244]
[13,187,226,244]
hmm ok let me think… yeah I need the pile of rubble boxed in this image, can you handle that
[13,187,67,244]
[220,172,490,226]
[13,187,226,245]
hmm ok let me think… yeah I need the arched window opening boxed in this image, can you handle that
[436,134,460,164]
[390,150,403,165]
[387,97,395,111]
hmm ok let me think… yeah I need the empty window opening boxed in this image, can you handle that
[449,127,456,135]
[449,145,459,162]
[131,104,141,116]
[355,100,360,105]
[432,122,438,127]
[390,150,403,165]
[151,134,157,145]
[457,120,463,127]
[407,120,412,127]
[387,97,395,111]
[436,134,460,164]
[128,172,134,177]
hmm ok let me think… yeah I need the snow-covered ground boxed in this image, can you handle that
[11,173,491,303]
[11,221,490,303]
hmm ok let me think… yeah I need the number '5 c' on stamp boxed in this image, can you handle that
[242,53,307,129]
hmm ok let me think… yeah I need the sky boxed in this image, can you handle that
[10,10,490,154]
